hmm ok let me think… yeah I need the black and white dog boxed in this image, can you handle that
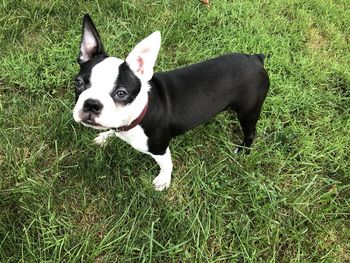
[73,15,269,191]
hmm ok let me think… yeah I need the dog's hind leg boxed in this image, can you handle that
[235,107,262,154]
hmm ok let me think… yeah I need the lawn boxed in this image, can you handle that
[0,0,349,262]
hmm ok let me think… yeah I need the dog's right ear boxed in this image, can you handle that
[77,14,105,64]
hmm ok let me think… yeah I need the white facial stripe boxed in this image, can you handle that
[90,57,124,93]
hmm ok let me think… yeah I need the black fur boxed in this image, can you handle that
[141,53,269,155]
[111,62,141,104]
[74,55,107,102]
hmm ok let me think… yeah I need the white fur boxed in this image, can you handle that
[115,125,149,153]
[94,129,116,145]
[151,148,173,191]
[126,31,161,81]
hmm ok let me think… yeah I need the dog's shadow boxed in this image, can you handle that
[72,134,159,194]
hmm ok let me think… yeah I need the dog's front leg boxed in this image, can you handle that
[150,147,173,191]
[94,129,115,145]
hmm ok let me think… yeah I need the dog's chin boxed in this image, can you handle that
[81,120,109,130]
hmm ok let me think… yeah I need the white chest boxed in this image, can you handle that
[115,125,150,154]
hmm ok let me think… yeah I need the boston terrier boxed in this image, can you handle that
[73,14,269,191]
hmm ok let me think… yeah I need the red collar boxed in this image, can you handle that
[113,100,149,132]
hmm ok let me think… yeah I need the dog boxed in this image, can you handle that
[73,14,269,191]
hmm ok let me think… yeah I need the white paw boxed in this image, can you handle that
[94,135,108,145]
[94,131,113,145]
[152,173,171,191]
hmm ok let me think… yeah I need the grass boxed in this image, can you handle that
[0,0,349,262]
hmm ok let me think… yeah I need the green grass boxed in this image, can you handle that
[0,0,349,262]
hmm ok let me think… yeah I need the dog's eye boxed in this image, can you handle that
[75,78,84,88]
[116,90,127,99]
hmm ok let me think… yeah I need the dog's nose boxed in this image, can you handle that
[83,99,103,114]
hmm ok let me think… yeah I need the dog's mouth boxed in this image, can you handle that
[81,120,108,130]
[79,111,104,128]
[82,119,100,126]
[81,116,104,128]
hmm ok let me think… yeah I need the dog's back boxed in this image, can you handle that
[149,53,269,135]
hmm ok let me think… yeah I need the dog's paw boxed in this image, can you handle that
[234,146,251,155]
[152,173,171,191]
[94,135,108,146]
[94,131,112,146]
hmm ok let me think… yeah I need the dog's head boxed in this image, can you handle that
[73,14,160,130]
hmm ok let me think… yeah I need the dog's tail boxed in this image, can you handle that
[254,54,267,64]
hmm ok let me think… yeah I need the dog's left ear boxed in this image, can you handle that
[125,31,161,81]
[78,14,105,64]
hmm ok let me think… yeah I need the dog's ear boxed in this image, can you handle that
[78,14,105,64]
[125,31,161,81]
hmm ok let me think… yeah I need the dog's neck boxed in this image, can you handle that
[113,98,148,132]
